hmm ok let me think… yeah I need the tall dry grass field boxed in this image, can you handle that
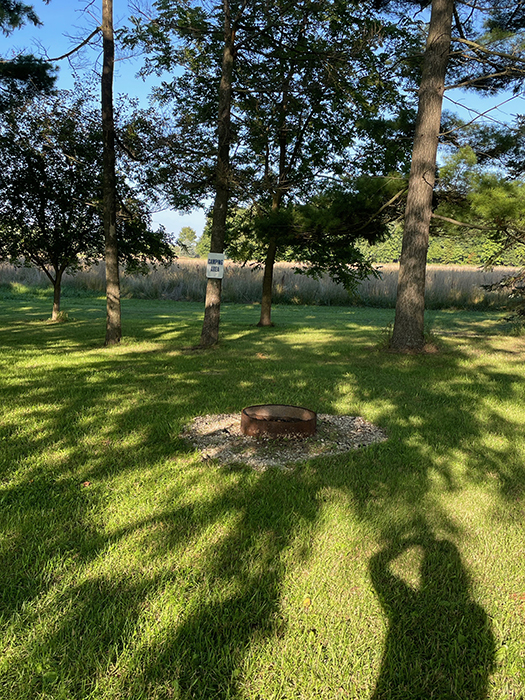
[356,263,520,309]
[0,260,521,310]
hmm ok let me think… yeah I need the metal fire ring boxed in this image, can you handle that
[241,404,317,437]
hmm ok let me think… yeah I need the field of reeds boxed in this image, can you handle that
[0,259,522,310]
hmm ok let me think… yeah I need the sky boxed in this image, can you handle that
[3,0,208,238]
[4,0,525,239]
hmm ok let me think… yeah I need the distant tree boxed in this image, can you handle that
[0,0,56,107]
[196,227,212,259]
[176,226,198,257]
[0,92,174,320]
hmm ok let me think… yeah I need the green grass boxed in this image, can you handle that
[1,296,524,699]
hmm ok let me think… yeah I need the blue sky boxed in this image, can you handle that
[3,0,208,238]
[445,88,525,131]
[4,0,525,238]
[3,0,151,99]
[2,0,159,99]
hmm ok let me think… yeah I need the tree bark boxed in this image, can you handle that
[51,268,63,321]
[258,190,283,326]
[257,234,278,326]
[102,0,121,346]
[390,0,454,352]
[257,101,288,327]
[199,1,236,348]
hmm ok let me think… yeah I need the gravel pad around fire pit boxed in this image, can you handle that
[182,413,387,469]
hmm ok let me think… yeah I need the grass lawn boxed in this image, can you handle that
[0,297,524,700]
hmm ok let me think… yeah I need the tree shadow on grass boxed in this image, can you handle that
[1,303,523,698]
[0,464,320,699]
[369,533,495,700]
[120,467,319,699]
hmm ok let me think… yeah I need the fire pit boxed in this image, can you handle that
[241,404,317,438]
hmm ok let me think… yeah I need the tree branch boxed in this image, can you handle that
[431,212,496,231]
[47,28,101,61]
[453,37,525,65]
[445,67,525,91]
[353,187,408,234]
[453,5,467,41]
[441,92,522,132]
[429,213,525,241]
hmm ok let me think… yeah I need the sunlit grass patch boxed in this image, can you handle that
[0,298,524,698]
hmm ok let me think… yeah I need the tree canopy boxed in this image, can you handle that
[0,0,56,107]
[3,0,525,338]
[431,145,525,316]
[0,90,175,319]
[225,176,408,288]
[124,0,420,329]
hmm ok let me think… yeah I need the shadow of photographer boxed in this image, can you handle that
[370,534,495,700]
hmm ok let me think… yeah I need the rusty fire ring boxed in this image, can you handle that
[241,404,317,437]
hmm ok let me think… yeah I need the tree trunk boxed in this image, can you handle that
[257,123,287,327]
[390,0,454,352]
[258,193,282,328]
[258,235,277,326]
[51,268,63,321]
[200,191,228,346]
[102,0,121,346]
[200,1,235,348]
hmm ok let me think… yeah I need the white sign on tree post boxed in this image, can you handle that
[206,253,225,279]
